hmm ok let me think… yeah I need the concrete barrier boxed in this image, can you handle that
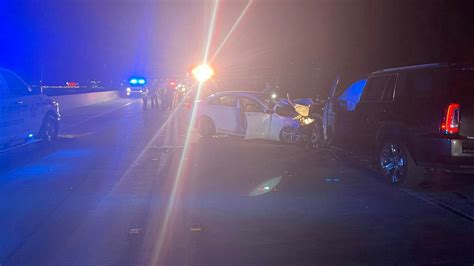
[50,91,120,112]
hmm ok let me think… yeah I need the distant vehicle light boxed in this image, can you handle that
[169,81,176,87]
[271,93,277,99]
[138,79,146,85]
[126,87,131,92]
[66,81,79,87]
[130,78,138,85]
[28,133,34,138]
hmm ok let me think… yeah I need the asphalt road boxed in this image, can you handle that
[1,98,473,265]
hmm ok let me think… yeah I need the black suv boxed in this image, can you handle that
[323,63,474,186]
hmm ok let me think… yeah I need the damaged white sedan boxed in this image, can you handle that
[195,91,305,144]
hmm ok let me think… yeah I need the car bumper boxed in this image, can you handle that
[416,137,474,173]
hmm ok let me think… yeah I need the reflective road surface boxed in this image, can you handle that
[1,98,473,265]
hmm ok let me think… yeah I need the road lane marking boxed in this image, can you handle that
[401,189,474,223]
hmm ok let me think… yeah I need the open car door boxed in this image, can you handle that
[241,97,272,140]
[244,111,272,140]
[322,75,340,142]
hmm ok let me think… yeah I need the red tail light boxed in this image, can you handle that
[440,103,460,134]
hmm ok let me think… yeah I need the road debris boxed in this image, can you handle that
[128,227,143,235]
[325,177,340,182]
[190,224,203,232]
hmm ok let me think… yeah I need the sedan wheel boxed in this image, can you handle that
[280,126,302,144]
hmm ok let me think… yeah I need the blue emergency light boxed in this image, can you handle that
[129,77,146,86]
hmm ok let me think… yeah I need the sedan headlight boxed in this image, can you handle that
[303,117,314,125]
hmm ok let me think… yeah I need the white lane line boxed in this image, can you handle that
[401,189,474,222]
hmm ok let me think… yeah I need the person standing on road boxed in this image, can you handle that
[164,87,174,111]
[141,87,149,110]
[158,86,166,111]
[170,87,177,110]
[149,83,159,110]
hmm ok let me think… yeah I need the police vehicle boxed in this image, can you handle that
[0,68,60,151]
[125,77,147,96]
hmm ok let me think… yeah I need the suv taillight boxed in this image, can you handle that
[441,103,460,134]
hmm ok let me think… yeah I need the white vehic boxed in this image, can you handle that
[195,91,301,142]
[0,69,58,147]
[0,97,20,143]
[203,104,238,133]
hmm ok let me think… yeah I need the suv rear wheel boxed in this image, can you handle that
[379,141,425,187]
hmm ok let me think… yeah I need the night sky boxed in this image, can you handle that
[1,0,473,97]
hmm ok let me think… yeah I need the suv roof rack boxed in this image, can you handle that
[371,63,448,74]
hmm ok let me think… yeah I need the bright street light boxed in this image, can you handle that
[192,64,215,83]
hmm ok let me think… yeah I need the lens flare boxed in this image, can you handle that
[151,1,220,263]
[192,64,215,82]
[203,0,220,63]
[151,0,256,263]
[210,0,254,63]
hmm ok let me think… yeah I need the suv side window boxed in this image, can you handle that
[362,75,396,102]
[410,71,432,99]
[0,70,30,97]
[382,75,397,101]
[405,70,449,99]
[337,79,367,111]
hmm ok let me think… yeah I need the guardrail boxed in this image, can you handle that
[49,90,120,112]
[41,86,116,96]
